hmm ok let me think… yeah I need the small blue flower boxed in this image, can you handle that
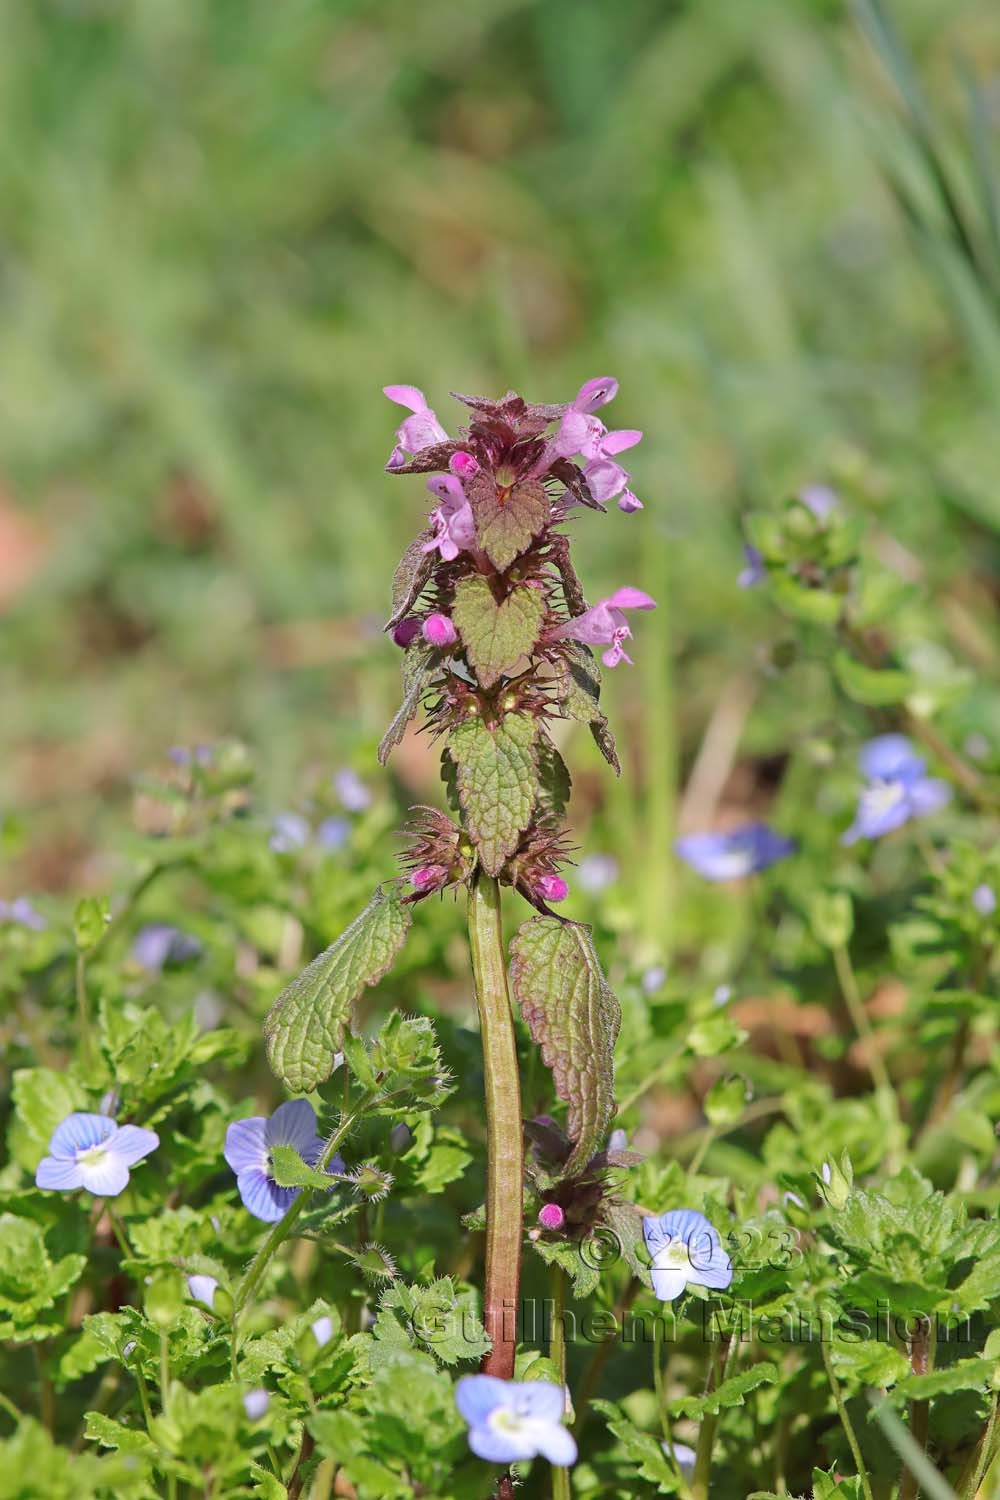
[842,735,950,846]
[223,1099,344,1223]
[675,824,795,881]
[316,816,350,851]
[35,1114,159,1198]
[972,884,996,917]
[662,1439,697,1477]
[643,1208,733,1302]
[269,813,311,854]
[243,1389,270,1421]
[0,897,47,931]
[187,1275,220,1311]
[131,923,202,974]
[455,1376,577,1467]
[333,768,372,813]
[738,545,766,589]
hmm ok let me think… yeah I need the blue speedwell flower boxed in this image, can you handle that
[35,1113,159,1197]
[643,1208,733,1302]
[224,1098,344,1222]
[131,923,202,973]
[675,824,795,881]
[455,1376,577,1467]
[841,735,950,846]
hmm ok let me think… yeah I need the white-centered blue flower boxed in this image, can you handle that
[35,1113,159,1198]
[643,1208,733,1302]
[224,1098,344,1223]
[675,824,795,881]
[842,735,950,845]
[455,1376,577,1467]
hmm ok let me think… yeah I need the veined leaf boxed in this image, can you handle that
[451,575,545,688]
[509,917,621,1175]
[468,472,549,571]
[264,885,412,1093]
[386,534,433,629]
[669,1361,778,1419]
[554,643,620,774]
[378,646,441,765]
[448,714,538,876]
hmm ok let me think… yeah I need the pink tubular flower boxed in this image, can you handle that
[423,474,476,562]
[391,617,422,648]
[423,612,458,648]
[556,587,656,668]
[411,864,451,895]
[536,873,569,904]
[572,376,619,413]
[383,385,449,465]
[449,450,479,479]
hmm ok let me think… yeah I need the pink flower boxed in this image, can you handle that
[536,874,569,904]
[555,587,656,668]
[538,1203,566,1231]
[411,864,450,894]
[391,617,422,648]
[423,612,458,648]
[582,430,643,511]
[449,451,480,479]
[383,385,449,463]
[423,475,476,562]
[572,376,619,414]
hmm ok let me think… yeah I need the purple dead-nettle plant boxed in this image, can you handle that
[262,379,651,1427]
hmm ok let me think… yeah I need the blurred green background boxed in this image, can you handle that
[2,0,999,944]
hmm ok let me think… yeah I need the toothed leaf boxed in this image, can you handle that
[386,535,434,630]
[448,714,538,876]
[378,646,441,765]
[264,885,412,1093]
[451,575,546,689]
[468,473,550,572]
[509,917,621,1175]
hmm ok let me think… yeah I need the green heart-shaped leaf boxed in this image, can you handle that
[452,576,545,688]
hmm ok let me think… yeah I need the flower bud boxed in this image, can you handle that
[817,1152,853,1210]
[538,1203,566,1231]
[411,864,450,895]
[390,1122,413,1154]
[449,450,479,478]
[536,873,569,904]
[423,613,458,648]
[391,617,422,648]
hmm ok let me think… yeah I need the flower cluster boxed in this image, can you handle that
[381,377,656,908]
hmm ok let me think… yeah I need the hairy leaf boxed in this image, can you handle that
[448,714,538,875]
[264,885,412,1093]
[509,917,621,1174]
[377,646,440,766]
[551,456,602,510]
[669,1362,778,1418]
[536,733,571,819]
[384,440,460,474]
[451,575,545,688]
[591,1402,681,1490]
[385,534,433,630]
[554,644,620,774]
[550,534,588,614]
[468,472,550,572]
[269,1145,342,1193]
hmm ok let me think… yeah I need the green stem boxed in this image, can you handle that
[967,1391,998,1498]
[900,1319,936,1500]
[691,1337,737,1500]
[821,1340,874,1500]
[75,952,92,1066]
[467,873,523,1380]
[550,1265,570,1500]
[0,1390,23,1427]
[832,943,902,1161]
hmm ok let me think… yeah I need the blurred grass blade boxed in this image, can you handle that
[960,58,1000,271]
[868,1395,957,1500]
